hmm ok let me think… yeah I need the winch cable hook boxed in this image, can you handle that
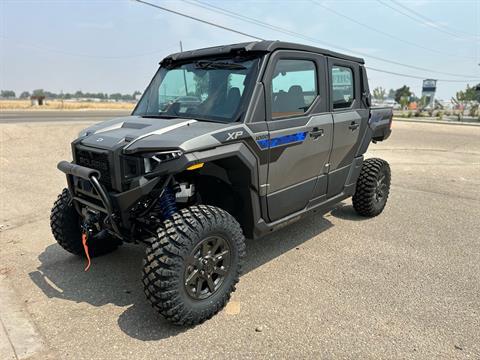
[81,229,92,272]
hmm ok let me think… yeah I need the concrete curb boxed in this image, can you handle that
[0,275,47,359]
[393,117,480,127]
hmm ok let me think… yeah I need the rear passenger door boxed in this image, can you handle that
[326,58,367,197]
[264,51,333,221]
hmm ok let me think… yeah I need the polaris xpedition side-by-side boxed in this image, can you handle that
[51,41,392,325]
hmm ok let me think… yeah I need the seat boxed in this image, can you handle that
[224,87,241,115]
[211,87,241,117]
[197,85,226,117]
[272,86,306,117]
[286,85,305,112]
[273,90,287,113]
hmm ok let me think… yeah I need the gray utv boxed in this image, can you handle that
[51,41,392,325]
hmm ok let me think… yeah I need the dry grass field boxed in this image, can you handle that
[0,99,136,111]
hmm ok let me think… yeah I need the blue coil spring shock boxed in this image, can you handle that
[158,186,177,220]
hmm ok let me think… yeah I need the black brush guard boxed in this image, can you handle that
[57,160,122,237]
[57,161,166,241]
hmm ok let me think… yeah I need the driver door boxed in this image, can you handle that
[264,51,333,221]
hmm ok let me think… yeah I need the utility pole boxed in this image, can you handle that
[180,41,188,95]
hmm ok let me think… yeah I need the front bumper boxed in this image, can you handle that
[57,160,164,239]
[58,161,113,213]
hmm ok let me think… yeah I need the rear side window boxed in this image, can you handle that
[332,66,354,109]
[271,59,317,118]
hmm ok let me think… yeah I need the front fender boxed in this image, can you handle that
[189,143,259,191]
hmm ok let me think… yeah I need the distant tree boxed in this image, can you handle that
[1,90,16,98]
[44,91,58,99]
[395,86,412,108]
[133,90,142,97]
[456,85,477,102]
[121,94,133,101]
[409,92,419,102]
[32,89,45,97]
[19,91,31,99]
[418,95,428,108]
[109,93,123,101]
[456,85,479,118]
[74,90,84,98]
[372,87,386,101]
[387,89,396,99]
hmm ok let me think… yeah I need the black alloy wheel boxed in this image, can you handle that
[374,172,388,207]
[184,235,231,300]
[142,205,246,325]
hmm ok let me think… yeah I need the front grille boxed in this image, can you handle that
[75,148,112,186]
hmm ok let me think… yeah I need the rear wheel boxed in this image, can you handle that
[352,158,391,217]
[50,188,120,257]
[142,205,246,325]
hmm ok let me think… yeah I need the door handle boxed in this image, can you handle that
[348,121,360,130]
[309,127,324,139]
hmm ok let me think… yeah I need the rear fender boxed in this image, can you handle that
[356,107,392,156]
[370,107,393,141]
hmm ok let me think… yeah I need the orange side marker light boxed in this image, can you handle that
[187,162,204,170]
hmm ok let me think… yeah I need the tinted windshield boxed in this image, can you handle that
[134,57,261,123]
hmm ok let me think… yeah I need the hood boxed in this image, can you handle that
[79,116,232,153]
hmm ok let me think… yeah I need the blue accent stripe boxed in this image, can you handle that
[257,131,307,149]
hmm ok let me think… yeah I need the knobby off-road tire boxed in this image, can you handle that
[50,188,120,257]
[143,205,246,326]
[352,158,391,217]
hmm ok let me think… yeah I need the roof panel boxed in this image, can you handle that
[162,40,364,65]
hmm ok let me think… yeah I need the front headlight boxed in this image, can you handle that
[141,150,183,173]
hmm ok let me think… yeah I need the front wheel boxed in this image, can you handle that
[352,158,391,217]
[142,205,246,326]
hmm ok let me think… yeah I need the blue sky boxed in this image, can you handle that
[1,0,479,100]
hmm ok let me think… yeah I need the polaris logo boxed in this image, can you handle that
[96,137,104,142]
[226,131,243,140]
[78,157,108,171]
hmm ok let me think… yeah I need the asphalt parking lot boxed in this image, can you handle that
[0,113,479,359]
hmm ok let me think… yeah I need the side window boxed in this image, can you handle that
[331,66,354,109]
[271,59,317,119]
